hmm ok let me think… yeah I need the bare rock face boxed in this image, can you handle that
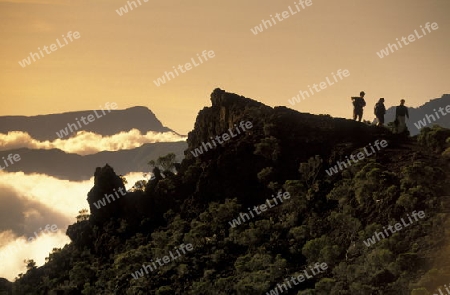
[186,88,391,160]
[183,88,394,208]
[187,88,270,152]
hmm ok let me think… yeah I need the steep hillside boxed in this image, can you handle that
[10,89,450,295]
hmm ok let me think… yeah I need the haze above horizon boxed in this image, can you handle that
[0,0,449,134]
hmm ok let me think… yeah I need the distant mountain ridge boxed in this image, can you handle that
[385,94,450,136]
[0,142,187,181]
[0,106,173,141]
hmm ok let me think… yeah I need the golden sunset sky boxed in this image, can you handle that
[0,0,449,134]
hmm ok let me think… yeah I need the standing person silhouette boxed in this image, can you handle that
[352,91,367,122]
[374,98,386,126]
[395,99,409,134]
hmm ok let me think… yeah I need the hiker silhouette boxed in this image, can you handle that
[351,91,367,122]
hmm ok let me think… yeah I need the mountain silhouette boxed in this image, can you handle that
[0,106,173,141]
[0,142,187,180]
[7,89,450,294]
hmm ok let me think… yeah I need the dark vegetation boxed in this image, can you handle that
[8,89,450,294]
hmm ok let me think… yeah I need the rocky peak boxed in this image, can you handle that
[87,164,126,223]
[187,88,270,150]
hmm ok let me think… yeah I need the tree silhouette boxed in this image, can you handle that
[148,152,178,177]
[24,259,36,271]
[76,209,90,222]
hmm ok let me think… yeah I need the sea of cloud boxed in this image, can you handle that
[0,129,187,155]
[0,170,146,281]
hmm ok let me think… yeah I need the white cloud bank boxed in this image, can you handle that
[0,129,187,155]
[0,229,70,281]
[0,171,148,281]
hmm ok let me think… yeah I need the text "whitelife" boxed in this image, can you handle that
[18,31,81,68]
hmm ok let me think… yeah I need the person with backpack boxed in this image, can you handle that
[374,98,386,126]
[351,91,367,121]
[395,99,409,134]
